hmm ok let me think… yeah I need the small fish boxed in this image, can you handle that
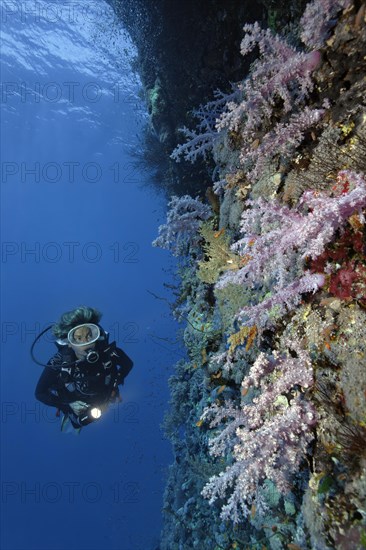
[196,419,204,428]
[217,385,226,395]
[214,228,225,238]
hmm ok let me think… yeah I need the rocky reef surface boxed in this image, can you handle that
[110,1,366,548]
[107,0,307,194]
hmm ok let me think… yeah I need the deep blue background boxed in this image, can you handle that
[1,2,181,548]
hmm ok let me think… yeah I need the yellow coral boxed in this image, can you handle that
[198,223,246,284]
[228,325,257,354]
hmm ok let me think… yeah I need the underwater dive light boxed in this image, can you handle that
[78,406,103,425]
[89,407,102,419]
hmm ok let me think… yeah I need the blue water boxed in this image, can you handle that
[1,2,180,548]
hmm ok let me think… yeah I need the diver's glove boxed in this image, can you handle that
[68,401,89,415]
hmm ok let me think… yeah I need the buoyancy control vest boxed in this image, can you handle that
[53,334,121,404]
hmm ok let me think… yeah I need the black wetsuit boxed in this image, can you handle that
[35,339,133,427]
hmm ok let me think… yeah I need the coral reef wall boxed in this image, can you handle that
[111,0,366,548]
[107,0,266,149]
[107,0,299,194]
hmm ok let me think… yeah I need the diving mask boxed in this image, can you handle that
[67,323,100,347]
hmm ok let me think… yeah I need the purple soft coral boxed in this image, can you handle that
[300,0,352,49]
[216,171,366,328]
[201,339,316,522]
[153,195,212,257]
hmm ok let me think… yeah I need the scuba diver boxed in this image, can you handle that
[34,306,133,431]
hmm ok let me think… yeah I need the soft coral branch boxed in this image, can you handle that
[299,0,352,49]
[217,24,321,136]
[216,170,366,327]
[201,339,316,522]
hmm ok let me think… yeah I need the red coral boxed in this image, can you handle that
[309,220,365,302]
[352,231,364,254]
[329,266,358,299]
[329,262,366,301]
